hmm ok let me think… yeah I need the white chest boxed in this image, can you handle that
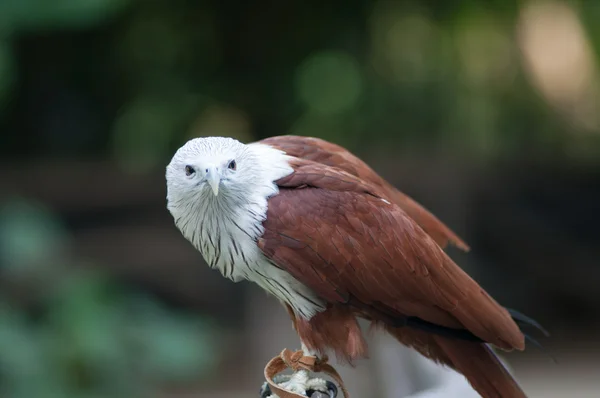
[194,206,326,319]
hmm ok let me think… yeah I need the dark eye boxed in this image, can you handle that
[185,165,195,176]
[228,160,236,170]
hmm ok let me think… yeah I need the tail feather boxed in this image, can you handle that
[434,336,527,398]
[384,325,527,398]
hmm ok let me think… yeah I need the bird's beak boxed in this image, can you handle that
[205,167,220,196]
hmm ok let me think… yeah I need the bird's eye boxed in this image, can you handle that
[228,160,236,171]
[185,165,196,176]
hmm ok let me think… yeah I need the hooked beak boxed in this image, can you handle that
[205,167,220,196]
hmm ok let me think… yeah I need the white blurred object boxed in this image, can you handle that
[370,331,480,397]
[262,373,333,398]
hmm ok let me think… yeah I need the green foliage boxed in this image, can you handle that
[112,94,203,173]
[1,0,599,162]
[0,0,132,33]
[0,198,218,398]
[0,40,15,112]
[0,199,67,276]
[295,51,363,115]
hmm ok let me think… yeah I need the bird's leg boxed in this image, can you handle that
[278,343,319,395]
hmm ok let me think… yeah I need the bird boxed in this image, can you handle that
[166,135,540,398]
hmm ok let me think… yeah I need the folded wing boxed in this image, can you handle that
[258,159,522,351]
[259,135,469,251]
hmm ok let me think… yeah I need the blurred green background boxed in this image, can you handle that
[1,0,599,397]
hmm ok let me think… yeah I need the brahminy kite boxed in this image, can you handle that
[166,135,544,398]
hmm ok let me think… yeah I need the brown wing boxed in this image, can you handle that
[258,159,522,351]
[259,135,469,251]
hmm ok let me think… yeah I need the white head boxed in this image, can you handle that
[166,137,324,315]
[166,136,252,203]
[165,136,294,241]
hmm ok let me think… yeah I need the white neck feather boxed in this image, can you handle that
[167,141,326,319]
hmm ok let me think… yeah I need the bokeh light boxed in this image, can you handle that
[295,50,363,115]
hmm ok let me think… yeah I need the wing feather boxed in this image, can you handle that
[258,160,523,350]
[259,135,470,251]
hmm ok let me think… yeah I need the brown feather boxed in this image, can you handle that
[289,306,526,397]
[260,159,522,350]
[434,338,527,398]
[295,304,368,364]
[259,135,470,251]
[379,323,454,367]
[258,159,526,397]
[285,302,369,365]
[384,325,527,397]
